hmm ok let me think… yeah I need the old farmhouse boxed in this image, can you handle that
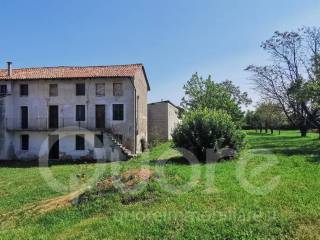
[0,62,150,161]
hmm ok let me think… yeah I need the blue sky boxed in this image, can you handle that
[1,0,320,108]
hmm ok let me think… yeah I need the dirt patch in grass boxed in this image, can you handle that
[0,168,157,226]
[97,168,156,191]
[294,221,320,240]
[31,190,83,214]
[0,189,85,227]
[80,168,159,205]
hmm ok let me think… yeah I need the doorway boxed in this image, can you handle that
[49,135,59,160]
[96,105,105,129]
[49,106,59,129]
[21,106,28,129]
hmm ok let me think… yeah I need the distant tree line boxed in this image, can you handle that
[244,101,288,134]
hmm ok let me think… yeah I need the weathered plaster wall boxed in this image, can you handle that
[134,69,148,152]
[0,77,140,161]
[148,102,180,142]
[0,98,5,155]
[167,103,180,140]
[10,131,126,161]
[148,103,168,142]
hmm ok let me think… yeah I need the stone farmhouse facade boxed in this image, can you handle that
[0,62,150,161]
[148,100,180,143]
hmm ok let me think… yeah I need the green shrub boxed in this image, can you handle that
[172,108,245,162]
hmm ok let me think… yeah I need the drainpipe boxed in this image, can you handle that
[129,77,137,154]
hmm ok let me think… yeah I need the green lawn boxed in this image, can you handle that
[0,131,320,239]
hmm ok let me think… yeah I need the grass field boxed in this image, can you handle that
[0,131,320,239]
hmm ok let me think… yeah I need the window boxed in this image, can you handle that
[96,83,105,97]
[94,134,104,148]
[76,105,85,121]
[113,83,123,96]
[76,135,85,150]
[20,84,28,96]
[0,85,7,95]
[76,83,85,96]
[114,134,123,144]
[21,106,28,129]
[21,135,29,150]
[113,104,124,121]
[49,84,58,96]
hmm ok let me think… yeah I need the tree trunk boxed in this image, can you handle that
[271,128,274,134]
[299,118,308,137]
[300,126,307,137]
[265,128,268,133]
[278,129,281,135]
[318,129,320,139]
[259,127,262,133]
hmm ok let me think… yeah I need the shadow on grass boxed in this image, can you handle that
[0,159,111,168]
[0,160,39,168]
[307,155,320,163]
[149,156,233,166]
[150,156,193,166]
[248,135,320,163]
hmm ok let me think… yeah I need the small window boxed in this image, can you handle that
[114,134,123,144]
[49,84,58,97]
[21,135,29,150]
[76,135,85,150]
[113,104,124,121]
[76,105,85,121]
[20,84,28,96]
[0,85,7,95]
[96,83,105,97]
[113,83,123,96]
[94,134,104,148]
[76,83,85,96]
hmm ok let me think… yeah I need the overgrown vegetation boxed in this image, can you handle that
[172,108,245,162]
[176,73,249,162]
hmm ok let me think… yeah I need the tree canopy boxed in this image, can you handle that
[181,73,251,123]
[246,27,320,136]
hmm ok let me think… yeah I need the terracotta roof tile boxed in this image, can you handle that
[0,64,142,79]
[0,63,150,90]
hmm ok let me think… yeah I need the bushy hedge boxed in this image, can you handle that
[172,109,245,162]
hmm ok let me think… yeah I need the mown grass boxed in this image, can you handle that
[0,130,320,239]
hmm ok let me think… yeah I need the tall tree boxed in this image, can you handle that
[246,27,320,137]
[181,73,251,123]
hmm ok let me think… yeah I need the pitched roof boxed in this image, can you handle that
[0,63,150,90]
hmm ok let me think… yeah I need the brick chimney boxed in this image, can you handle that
[7,62,12,76]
